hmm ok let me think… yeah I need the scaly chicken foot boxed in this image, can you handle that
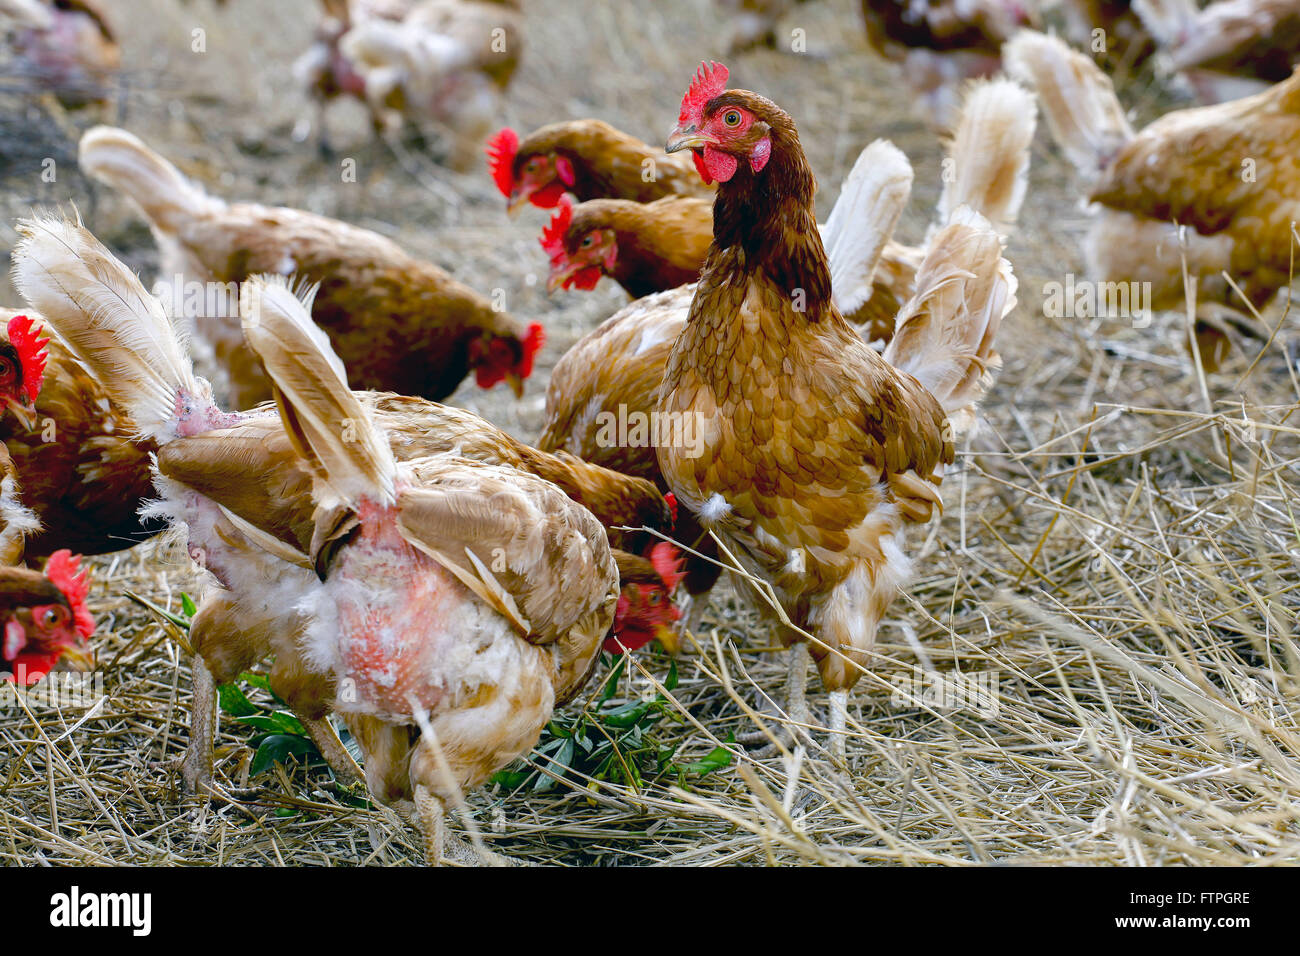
[179,655,217,795]
[412,784,513,867]
[299,716,366,787]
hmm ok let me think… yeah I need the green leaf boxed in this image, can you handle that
[249,734,318,776]
[534,737,575,793]
[272,807,297,818]
[233,710,307,736]
[599,656,626,702]
[180,593,198,620]
[676,737,734,778]
[664,658,679,692]
[491,768,532,790]
[238,671,274,693]
[217,682,259,718]
[601,700,651,728]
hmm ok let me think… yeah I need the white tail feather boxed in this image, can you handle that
[935,77,1037,235]
[822,140,914,317]
[239,275,396,507]
[11,215,206,442]
[78,126,225,235]
[1003,30,1134,183]
[883,207,1015,437]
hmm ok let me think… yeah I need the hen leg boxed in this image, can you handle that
[784,641,812,738]
[828,690,848,764]
[180,656,216,794]
[299,716,365,786]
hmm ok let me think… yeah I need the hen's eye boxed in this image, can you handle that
[0,359,12,380]
[581,235,595,248]
[41,608,63,627]
[723,110,742,127]
[524,158,539,173]
[649,592,661,605]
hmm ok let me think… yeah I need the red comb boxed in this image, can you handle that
[649,541,686,592]
[514,322,545,379]
[486,127,519,197]
[664,492,678,527]
[45,550,95,639]
[539,195,572,262]
[6,314,48,404]
[679,60,729,126]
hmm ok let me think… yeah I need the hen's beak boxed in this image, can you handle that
[546,260,582,294]
[505,372,525,399]
[56,640,96,674]
[506,189,532,216]
[666,125,715,153]
[4,396,37,432]
[654,622,682,656]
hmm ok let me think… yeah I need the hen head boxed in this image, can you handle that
[468,322,545,399]
[0,550,96,685]
[540,196,617,293]
[665,61,773,185]
[0,314,49,430]
[607,541,687,655]
[486,127,576,215]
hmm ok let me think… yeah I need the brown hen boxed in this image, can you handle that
[78,126,543,410]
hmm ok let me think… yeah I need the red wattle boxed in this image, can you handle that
[702,146,738,184]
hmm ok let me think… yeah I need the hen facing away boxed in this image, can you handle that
[1006,29,1300,368]
[656,62,1014,759]
[78,125,543,411]
[13,218,681,862]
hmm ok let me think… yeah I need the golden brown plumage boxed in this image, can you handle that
[487,119,715,214]
[0,308,156,558]
[78,126,543,410]
[657,65,1012,750]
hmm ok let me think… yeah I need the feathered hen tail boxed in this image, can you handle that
[78,126,225,236]
[239,275,396,509]
[1003,30,1133,184]
[822,139,914,317]
[882,207,1015,439]
[11,215,209,443]
[934,77,1037,237]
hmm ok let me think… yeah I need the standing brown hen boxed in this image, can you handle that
[78,126,543,410]
[657,63,1013,756]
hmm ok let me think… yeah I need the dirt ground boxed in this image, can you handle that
[1,0,1298,866]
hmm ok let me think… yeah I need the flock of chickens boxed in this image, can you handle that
[0,0,1298,865]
